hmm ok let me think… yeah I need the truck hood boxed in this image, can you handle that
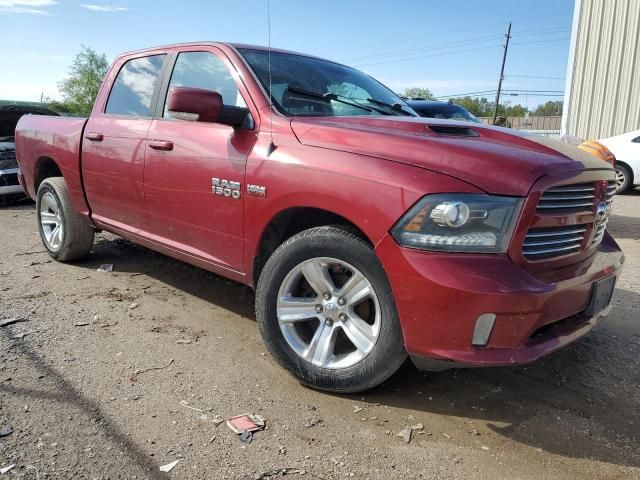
[290,116,611,196]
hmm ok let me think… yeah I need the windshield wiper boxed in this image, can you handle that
[366,98,415,116]
[286,86,374,114]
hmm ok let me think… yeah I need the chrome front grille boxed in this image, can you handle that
[605,180,616,205]
[522,225,587,259]
[536,183,596,212]
[590,180,616,246]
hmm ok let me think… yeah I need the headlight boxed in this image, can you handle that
[391,194,522,253]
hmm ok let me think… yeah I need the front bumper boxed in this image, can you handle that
[0,168,24,196]
[375,232,624,370]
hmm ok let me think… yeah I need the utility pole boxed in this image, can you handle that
[492,22,512,124]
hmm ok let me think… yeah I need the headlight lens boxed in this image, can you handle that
[391,194,522,253]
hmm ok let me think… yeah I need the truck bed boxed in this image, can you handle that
[15,114,91,217]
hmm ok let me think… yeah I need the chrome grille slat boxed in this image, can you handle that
[537,202,594,209]
[522,225,587,259]
[525,227,586,238]
[536,182,597,212]
[523,235,584,247]
[523,244,582,256]
[538,193,594,200]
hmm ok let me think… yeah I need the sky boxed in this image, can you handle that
[1,0,575,109]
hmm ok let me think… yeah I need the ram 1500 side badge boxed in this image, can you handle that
[212,178,241,199]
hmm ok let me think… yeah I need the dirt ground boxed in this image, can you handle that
[1,191,639,480]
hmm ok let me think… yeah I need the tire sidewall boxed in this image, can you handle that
[257,228,406,393]
[36,180,67,258]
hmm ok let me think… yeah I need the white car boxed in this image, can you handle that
[599,129,640,194]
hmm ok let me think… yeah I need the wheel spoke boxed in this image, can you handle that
[277,296,319,323]
[51,225,61,246]
[341,314,375,353]
[304,322,336,366]
[339,271,372,305]
[41,216,58,226]
[44,194,58,214]
[300,259,335,297]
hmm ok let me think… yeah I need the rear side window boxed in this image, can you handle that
[105,54,166,116]
[633,136,640,143]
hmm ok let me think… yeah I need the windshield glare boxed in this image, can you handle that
[238,48,414,117]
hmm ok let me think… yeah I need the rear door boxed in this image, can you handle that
[82,52,168,232]
[143,47,257,272]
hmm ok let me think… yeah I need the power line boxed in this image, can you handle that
[510,37,570,46]
[511,26,571,35]
[337,34,502,63]
[351,44,501,68]
[435,89,564,99]
[506,74,565,80]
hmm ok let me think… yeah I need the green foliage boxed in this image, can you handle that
[57,45,109,115]
[403,87,435,100]
[449,96,529,118]
[533,100,563,116]
[450,96,493,117]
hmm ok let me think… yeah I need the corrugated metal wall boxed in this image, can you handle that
[562,0,640,139]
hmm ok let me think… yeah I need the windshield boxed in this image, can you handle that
[238,48,416,117]
[410,103,481,123]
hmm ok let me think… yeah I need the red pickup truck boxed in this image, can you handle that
[15,42,623,393]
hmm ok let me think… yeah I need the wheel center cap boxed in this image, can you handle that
[325,302,338,317]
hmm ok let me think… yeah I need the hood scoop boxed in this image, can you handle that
[428,125,478,137]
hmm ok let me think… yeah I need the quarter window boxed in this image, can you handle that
[633,136,640,143]
[105,55,165,117]
[164,51,246,116]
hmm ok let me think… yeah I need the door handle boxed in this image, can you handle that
[148,140,174,151]
[85,132,104,142]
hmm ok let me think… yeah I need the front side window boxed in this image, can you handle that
[105,54,165,117]
[238,48,415,117]
[163,51,247,116]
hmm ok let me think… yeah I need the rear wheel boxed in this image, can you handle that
[36,177,94,261]
[614,163,632,194]
[256,226,406,393]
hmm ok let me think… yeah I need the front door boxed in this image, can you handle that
[82,53,167,232]
[143,49,256,272]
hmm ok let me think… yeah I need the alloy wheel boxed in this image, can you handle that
[276,257,381,369]
[614,167,626,193]
[39,191,64,250]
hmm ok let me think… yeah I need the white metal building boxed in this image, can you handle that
[562,0,640,140]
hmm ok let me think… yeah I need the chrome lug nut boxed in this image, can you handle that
[325,318,333,326]
[323,292,332,300]
[339,313,347,321]
[315,304,323,313]
[338,297,346,306]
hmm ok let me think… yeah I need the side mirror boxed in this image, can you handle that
[167,87,222,123]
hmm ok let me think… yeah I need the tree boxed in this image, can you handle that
[533,100,563,116]
[504,103,529,117]
[450,96,493,117]
[58,45,109,115]
[403,87,434,100]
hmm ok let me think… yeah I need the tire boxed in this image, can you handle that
[256,226,407,393]
[614,163,633,194]
[36,177,94,261]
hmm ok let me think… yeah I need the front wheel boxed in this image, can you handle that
[256,226,407,393]
[614,163,633,194]
[36,177,94,261]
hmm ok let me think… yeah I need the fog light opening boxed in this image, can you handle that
[472,313,496,347]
